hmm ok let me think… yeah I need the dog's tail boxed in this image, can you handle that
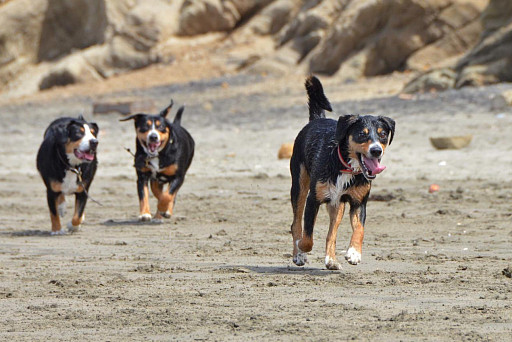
[305,76,332,121]
[173,106,185,125]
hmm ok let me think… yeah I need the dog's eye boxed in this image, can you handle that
[358,132,368,138]
[379,131,388,139]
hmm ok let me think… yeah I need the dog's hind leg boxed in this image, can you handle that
[295,189,320,265]
[290,165,309,266]
[68,192,87,232]
[325,203,345,270]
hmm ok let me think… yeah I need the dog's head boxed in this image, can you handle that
[52,115,99,166]
[336,115,395,181]
[120,101,175,157]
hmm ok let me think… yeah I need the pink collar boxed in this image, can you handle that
[337,145,361,175]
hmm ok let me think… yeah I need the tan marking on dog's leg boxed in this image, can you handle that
[160,164,178,176]
[292,165,310,262]
[70,197,85,229]
[151,181,174,219]
[325,203,345,270]
[139,183,151,220]
[50,181,62,193]
[346,208,364,265]
[50,196,62,234]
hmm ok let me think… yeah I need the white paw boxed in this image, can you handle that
[50,229,66,236]
[345,247,362,265]
[67,222,80,233]
[293,251,308,266]
[159,211,171,218]
[139,213,152,222]
[325,256,342,270]
[58,201,67,217]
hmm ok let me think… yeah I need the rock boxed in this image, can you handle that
[39,53,103,90]
[429,135,473,150]
[402,68,456,93]
[177,0,272,36]
[278,143,294,159]
[247,0,299,36]
[490,90,512,111]
[37,0,107,62]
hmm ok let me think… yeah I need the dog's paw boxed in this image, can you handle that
[67,222,80,233]
[160,211,171,219]
[293,251,308,266]
[139,213,152,222]
[345,247,361,265]
[58,201,67,217]
[325,256,342,270]
[50,229,66,236]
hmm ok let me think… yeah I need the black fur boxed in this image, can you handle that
[121,100,194,220]
[290,76,395,269]
[36,116,99,233]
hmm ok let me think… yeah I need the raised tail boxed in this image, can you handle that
[173,105,185,125]
[305,76,332,121]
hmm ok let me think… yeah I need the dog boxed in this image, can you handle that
[36,115,99,235]
[121,100,194,221]
[290,76,395,270]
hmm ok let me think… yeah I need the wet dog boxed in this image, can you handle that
[37,115,99,235]
[290,76,395,269]
[121,100,194,221]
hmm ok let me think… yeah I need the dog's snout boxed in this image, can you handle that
[369,145,382,158]
[148,133,159,142]
[89,138,98,150]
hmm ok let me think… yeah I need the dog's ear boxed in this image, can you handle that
[119,113,144,122]
[378,116,395,145]
[335,115,359,142]
[51,124,69,145]
[77,114,85,121]
[159,99,174,118]
[89,122,99,136]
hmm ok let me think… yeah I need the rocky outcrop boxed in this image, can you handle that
[404,0,512,92]
[1,0,510,97]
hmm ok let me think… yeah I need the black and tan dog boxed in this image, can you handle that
[37,115,99,235]
[121,100,194,221]
[290,76,395,269]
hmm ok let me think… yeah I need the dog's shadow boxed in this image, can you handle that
[101,219,164,226]
[224,265,343,276]
[3,230,53,237]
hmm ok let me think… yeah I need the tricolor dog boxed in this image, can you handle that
[121,100,194,221]
[36,115,99,235]
[290,76,395,269]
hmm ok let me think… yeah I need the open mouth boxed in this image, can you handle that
[357,153,386,180]
[142,140,161,155]
[74,149,95,161]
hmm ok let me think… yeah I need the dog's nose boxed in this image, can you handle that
[148,133,159,142]
[369,145,382,158]
[89,139,98,150]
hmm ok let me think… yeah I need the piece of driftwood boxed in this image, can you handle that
[93,99,155,115]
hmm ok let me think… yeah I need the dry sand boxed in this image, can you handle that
[1,72,511,341]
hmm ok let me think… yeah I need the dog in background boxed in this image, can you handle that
[37,115,99,235]
[121,100,194,221]
[290,76,395,269]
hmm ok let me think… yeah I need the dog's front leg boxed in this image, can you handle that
[325,203,345,270]
[68,191,87,232]
[345,201,367,265]
[47,190,65,235]
[137,173,151,221]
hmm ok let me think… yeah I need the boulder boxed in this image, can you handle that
[37,0,107,62]
[39,53,103,90]
[177,0,273,36]
[402,68,456,93]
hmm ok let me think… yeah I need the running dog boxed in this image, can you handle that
[290,76,395,269]
[37,115,99,235]
[121,100,194,221]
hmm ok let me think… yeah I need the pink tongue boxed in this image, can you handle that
[149,143,160,153]
[363,156,386,175]
[83,152,95,161]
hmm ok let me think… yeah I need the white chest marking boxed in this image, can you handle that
[147,156,159,177]
[62,170,79,195]
[323,173,353,206]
